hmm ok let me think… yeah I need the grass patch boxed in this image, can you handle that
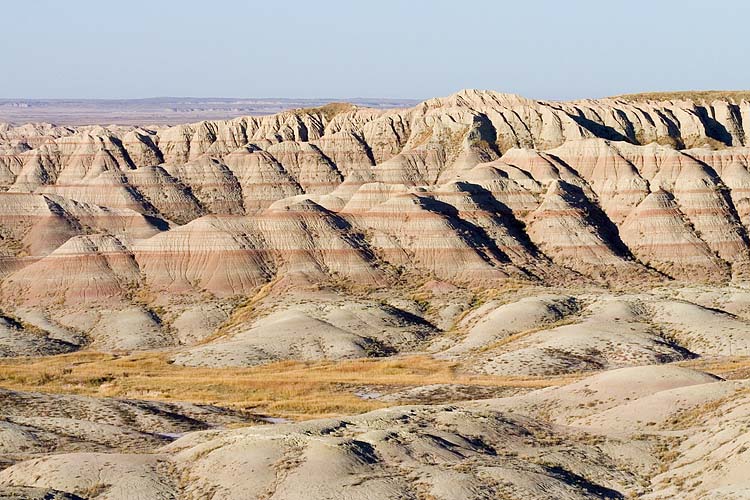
[292,102,356,121]
[0,352,578,421]
[677,356,750,379]
[200,280,278,344]
[474,317,582,354]
[612,90,750,103]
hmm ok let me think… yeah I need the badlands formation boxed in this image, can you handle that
[0,90,750,498]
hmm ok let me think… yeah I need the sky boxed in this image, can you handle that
[2,0,748,100]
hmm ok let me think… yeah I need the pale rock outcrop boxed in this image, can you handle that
[0,142,28,187]
[174,294,436,367]
[162,156,244,215]
[547,139,649,223]
[353,193,512,283]
[0,193,165,277]
[340,181,411,213]
[359,112,410,164]
[454,162,541,215]
[313,131,375,182]
[133,215,272,297]
[0,315,78,358]
[444,294,579,356]
[256,199,385,287]
[471,298,691,376]
[2,234,140,306]
[223,145,302,213]
[120,128,162,166]
[525,180,638,280]
[619,189,729,281]
[429,181,545,272]
[123,166,203,224]
[499,147,592,194]
[265,141,343,194]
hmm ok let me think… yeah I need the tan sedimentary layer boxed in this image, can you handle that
[2,89,750,311]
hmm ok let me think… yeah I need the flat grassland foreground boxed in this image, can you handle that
[1,90,750,498]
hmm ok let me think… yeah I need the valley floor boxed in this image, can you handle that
[1,283,750,499]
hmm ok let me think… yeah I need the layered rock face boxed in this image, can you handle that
[2,90,750,343]
[4,91,750,499]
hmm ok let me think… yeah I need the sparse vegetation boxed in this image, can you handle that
[5,85,750,498]
[0,352,577,420]
[678,356,750,379]
[612,90,750,103]
[474,317,582,354]
[292,102,356,121]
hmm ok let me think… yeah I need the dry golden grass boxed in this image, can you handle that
[677,356,750,380]
[293,102,356,121]
[0,352,579,421]
[662,386,750,430]
[474,318,581,354]
[199,280,278,345]
[612,90,750,103]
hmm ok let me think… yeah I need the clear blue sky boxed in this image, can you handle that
[3,0,748,100]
